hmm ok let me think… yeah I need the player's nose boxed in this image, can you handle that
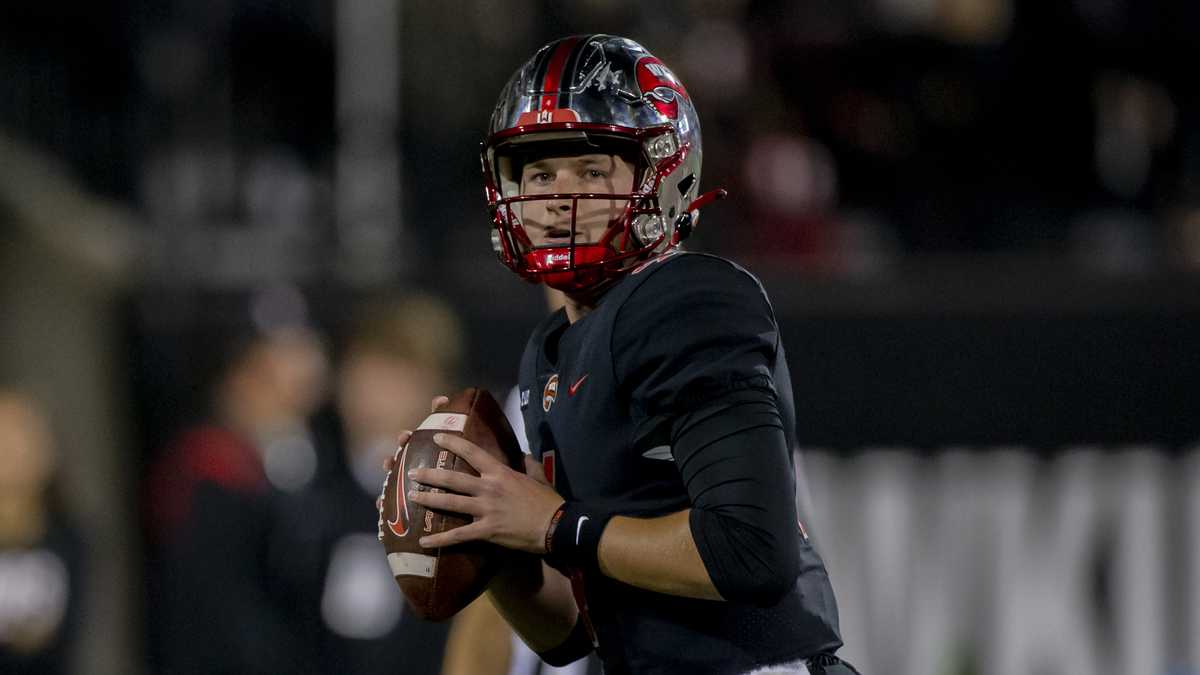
[545,194,574,212]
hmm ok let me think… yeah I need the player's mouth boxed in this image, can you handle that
[541,226,574,242]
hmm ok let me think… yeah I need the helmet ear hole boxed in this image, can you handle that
[676,174,696,198]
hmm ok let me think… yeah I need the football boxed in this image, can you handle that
[377,387,524,621]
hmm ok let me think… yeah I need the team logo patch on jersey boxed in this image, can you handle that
[543,374,559,412]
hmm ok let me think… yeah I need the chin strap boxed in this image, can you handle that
[676,188,728,241]
[687,188,728,213]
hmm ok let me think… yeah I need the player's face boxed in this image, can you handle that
[518,153,636,247]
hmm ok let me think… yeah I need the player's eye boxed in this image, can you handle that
[526,171,554,185]
[584,169,609,180]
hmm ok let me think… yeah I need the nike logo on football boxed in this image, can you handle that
[568,374,589,396]
[387,443,412,537]
[575,516,590,546]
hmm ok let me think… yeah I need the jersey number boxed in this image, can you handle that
[542,451,556,487]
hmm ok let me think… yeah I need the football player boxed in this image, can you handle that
[404,35,857,675]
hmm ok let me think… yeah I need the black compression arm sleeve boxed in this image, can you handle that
[673,389,802,606]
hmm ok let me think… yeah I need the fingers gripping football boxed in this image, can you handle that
[409,432,564,553]
[431,395,450,413]
[377,388,528,621]
[381,430,414,473]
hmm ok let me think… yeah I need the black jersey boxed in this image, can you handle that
[517,252,842,674]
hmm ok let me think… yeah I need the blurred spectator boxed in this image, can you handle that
[145,315,329,675]
[736,131,900,276]
[0,390,84,674]
[741,132,841,262]
[334,294,463,490]
[300,293,463,674]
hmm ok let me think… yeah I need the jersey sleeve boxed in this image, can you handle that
[612,256,803,604]
[612,255,781,430]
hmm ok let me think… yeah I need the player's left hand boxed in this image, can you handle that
[407,432,564,554]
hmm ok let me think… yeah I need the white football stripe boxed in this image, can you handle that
[417,413,467,432]
[387,552,438,578]
[642,445,674,461]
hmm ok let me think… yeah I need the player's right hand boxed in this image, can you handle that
[408,432,564,553]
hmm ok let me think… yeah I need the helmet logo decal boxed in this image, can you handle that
[543,374,559,412]
[635,57,690,120]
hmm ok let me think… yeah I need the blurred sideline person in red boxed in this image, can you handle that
[0,390,84,674]
[399,35,858,675]
[146,309,329,675]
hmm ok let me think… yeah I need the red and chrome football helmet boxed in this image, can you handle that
[482,34,724,295]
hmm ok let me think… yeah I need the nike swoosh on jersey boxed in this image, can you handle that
[568,374,589,396]
[641,445,673,461]
[575,516,590,546]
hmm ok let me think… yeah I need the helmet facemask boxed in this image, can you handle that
[484,126,688,294]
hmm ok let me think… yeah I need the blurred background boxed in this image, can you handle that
[1,0,1199,674]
